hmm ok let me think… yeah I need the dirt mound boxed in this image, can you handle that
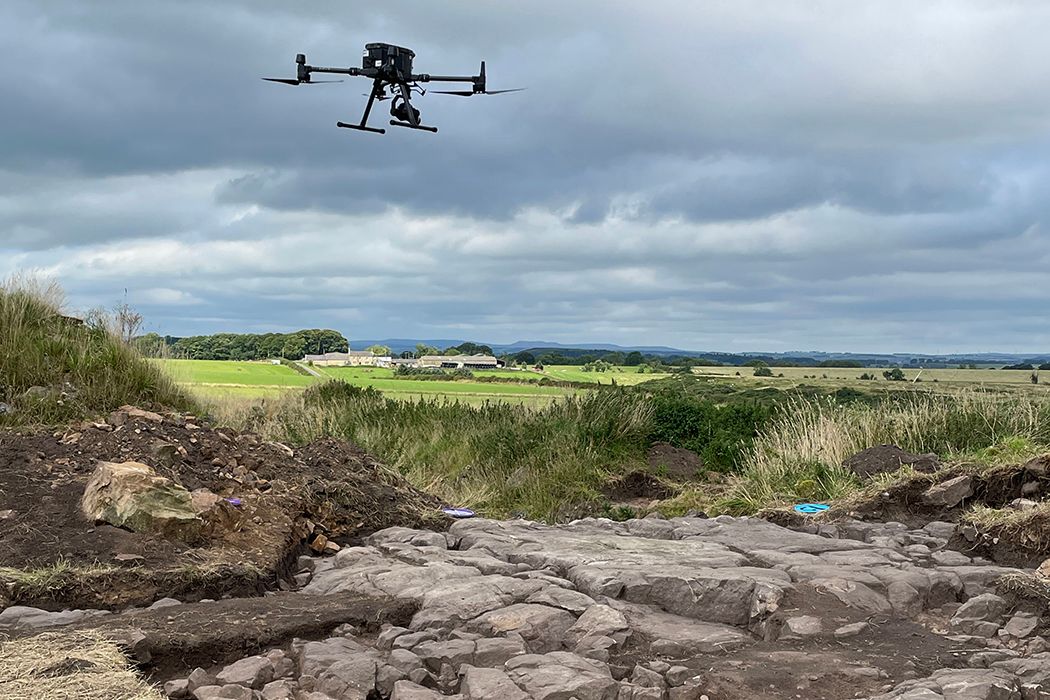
[842,444,940,478]
[646,442,703,480]
[0,407,441,609]
[602,470,678,507]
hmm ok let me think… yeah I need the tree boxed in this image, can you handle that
[281,336,307,360]
[414,344,440,359]
[624,351,644,366]
[1003,363,1034,371]
[753,366,774,377]
[515,351,536,365]
[453,342,494,356]
[366,344,391,356]
[883,368,906,381]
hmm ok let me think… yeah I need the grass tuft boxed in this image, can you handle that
[0,277,194,426]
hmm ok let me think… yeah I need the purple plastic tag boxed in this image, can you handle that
[442,507,475,519]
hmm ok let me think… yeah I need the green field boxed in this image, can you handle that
[693,365,1049,393]
[318,366,572,400]
[159,360,576,404]
[162,359,318,387]
[542,365,672,385]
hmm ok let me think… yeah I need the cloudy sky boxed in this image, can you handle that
[2,1,1049,353]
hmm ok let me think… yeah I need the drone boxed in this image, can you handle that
[264,43,523,134]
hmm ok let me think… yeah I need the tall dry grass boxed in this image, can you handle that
[0,277,193,426]
[0,630,163,700]
[718,391,1050,513]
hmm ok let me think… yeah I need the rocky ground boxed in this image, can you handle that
[5,512,1050,699]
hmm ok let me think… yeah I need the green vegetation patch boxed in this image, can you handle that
[0,280,193,426]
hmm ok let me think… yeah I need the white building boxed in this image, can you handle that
[303,351,392,367]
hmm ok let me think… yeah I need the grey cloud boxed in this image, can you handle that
[2,1,1049,351]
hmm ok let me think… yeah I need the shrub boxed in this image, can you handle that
[883,368,906,381]
[753,366,774,377]
[394,366,474,379]
[647,391,774,472]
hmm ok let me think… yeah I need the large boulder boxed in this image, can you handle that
[80,460,201,540]
[843,445,940,479]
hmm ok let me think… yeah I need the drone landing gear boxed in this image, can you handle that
[389,120,438,133]
[336,121,386,134]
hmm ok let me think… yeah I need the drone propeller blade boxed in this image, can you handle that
[262,77,343,85]
[432,88,525,97]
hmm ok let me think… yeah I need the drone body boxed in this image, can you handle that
[264,43,522,134]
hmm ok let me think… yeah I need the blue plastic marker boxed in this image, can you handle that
[793,503,830,515]
[442,507,476,519]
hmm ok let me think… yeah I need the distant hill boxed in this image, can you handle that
[354,338,1049,367]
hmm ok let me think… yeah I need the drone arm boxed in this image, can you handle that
[306,65,363,77]
[414,74,475,83]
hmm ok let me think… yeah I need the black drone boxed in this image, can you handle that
[264,43,523,134]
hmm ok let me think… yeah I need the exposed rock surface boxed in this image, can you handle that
[8,513,1050,699]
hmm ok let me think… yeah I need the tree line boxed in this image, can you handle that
[135,330,348,360]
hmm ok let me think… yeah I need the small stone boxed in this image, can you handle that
[922,475,973,507]
[309,534,329,554]
[665,666,695,687]
[1010,498,1040,511]
[631,665,667,689]
[781,615,823,639]
[259,679,297,700]
[834,621,869,638]
[187,668,213,691]
[215,655,274,689]
[1004,612,1039,638]
[164,678,191,699]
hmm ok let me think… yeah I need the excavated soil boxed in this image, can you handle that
[0,408,442,609]
[646,442,704,481]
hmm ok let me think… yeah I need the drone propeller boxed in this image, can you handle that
[262,78,344,85]
[432,88,526,97]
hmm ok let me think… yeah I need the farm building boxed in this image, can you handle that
[418,354,502,369]
[303,351,391,367]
